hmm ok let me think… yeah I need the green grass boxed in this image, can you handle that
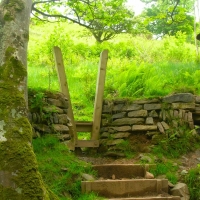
[32,135,102,200]
[185,165,200,200]
[28,22,200,120]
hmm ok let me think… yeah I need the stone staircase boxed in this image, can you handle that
[81,164,181,200]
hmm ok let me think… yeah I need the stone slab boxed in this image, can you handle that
[132,125,157,131]
[112,118,144,126]
[144,104,162,110]
[92,164,149,179]
[108,197,181,200]
[163,93,195,103]
[82,179,168,198]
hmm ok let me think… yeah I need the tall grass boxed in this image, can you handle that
[32,135,102,200]
[28,22,200,119]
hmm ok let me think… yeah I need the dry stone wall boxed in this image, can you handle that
[28,91,71,141]
[28,92,200,153]
[100,93,200,151]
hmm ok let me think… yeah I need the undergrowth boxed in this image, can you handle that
[185,164,200,200]
[32,135,102,200]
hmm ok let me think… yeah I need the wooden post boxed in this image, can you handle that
[53,46,77,150]
[91,50,108,140]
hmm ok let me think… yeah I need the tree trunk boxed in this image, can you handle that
[0,0,58,199]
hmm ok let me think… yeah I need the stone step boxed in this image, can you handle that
[108,197,181,200]
[82,179,169,198]
[81,164,181,199]
[92,164,154,179]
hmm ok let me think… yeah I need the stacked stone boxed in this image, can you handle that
[100,93,199,148]
[28,92,71,141]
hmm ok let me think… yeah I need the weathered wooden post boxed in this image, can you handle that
[53,46,77,150]
[54,47,108,149]
[91,50,108,140]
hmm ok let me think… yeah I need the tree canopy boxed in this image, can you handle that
[32,0,137,43]
[140,0,195,38]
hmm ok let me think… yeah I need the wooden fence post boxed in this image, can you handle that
[53,46,77,150]
[91,50,108,140]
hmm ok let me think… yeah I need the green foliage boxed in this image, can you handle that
[30,91,45,113]
[152,127,198,158]
[28,22,200,120]
[32,0,136,43]
[140,0,194,38]
[115,140,135,158]
[32,135,100,200]
[185,164,200,200]
[150,161,178,184]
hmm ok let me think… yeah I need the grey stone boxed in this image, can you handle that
[161,121,170,130]
[112,112,126,119]
[57,114,69,125]
[47,98,68,108]
[109,126,131,132]
[43,106,64,114]
[157,122,165,134]
[196,96,200,103]
[102,105,113,113]
[178,109,184,119]
[113,104,124,112]
[181,170,188,175]
[170,183,190,200]
[133,98,160,104]
[144,103,162,110]
[172,103,195,110]
[184,113,188,121]
[145,117,154,125]
[132,125,157,131]
[174,110,179,118]
[145,171,154,179]
[112,118,144,126]
[123,104,142,111]
[81,173,95,181]
[187,112,193,122]
[128,110,147,117]
[101,132,110,138]
[149,110,158,117]
[53,124,69,133]
[111,132,131,139]
[33,124,51,133]
[53,114,59,124]
[163,93,195,103]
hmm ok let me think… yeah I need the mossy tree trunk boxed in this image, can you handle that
[0,1,58,199]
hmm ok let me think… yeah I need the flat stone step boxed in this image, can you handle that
[92,164,154,179]
[81,164,181,200]
[108,197,181,200]
[82,179,168,198]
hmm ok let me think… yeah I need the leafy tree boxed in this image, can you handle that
[32,0,137,43]
[0,0,57,199]
[140,0,195,38]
